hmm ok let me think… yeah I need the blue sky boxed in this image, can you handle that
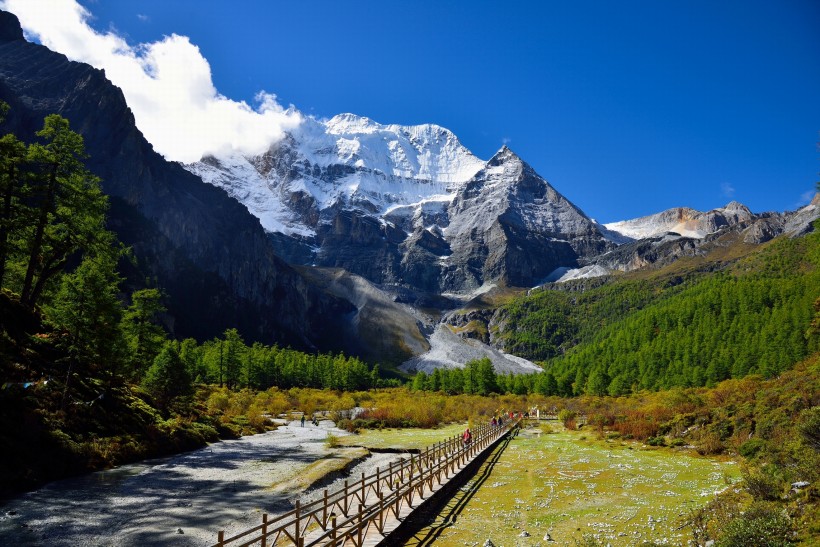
[6,0,819,223]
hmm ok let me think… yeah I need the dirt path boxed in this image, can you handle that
[0,419,359,546]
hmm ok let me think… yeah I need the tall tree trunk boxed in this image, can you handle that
[0,163,16,286]
[21,163,57,307]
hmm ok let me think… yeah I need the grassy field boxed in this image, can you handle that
[335,423,469,451]
[403,422,740,546]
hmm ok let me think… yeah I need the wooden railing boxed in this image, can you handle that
[212,419,519,547]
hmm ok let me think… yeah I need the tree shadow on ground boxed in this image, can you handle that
[400,430,517,547]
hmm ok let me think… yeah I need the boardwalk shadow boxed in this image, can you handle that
[398,429,517,546]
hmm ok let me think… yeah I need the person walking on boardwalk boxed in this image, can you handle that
[463,427,472,447]
[300,415,305,427]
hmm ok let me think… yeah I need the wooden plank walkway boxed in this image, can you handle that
[212,419,520,547]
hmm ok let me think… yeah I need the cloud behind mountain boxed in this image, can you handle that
[1,0,301,162]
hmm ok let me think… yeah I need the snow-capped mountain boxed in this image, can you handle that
[187,114,485,238]
[184,114,615,293]
[185,110,819,296]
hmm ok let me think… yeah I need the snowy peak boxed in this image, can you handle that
[316,113,484,183]
[185,111,486,237]
[450,145,594,235]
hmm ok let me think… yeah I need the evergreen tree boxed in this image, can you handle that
[222,328,245,389]
[142,343,192,410]
[412,371,429,391]
[47,247,126,380]
[0,102,28,287]
[20,115,109,308]
[121,288,166,380]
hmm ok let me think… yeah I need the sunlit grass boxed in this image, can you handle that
[335,423,468,451]
[267,447,369,495]
[406,423,739,546]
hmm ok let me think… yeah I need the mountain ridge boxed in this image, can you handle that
[185,109,818,294]
[0,10,354,349]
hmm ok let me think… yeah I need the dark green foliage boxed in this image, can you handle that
[122,288,166,380]
[142,344,192,410]
[715,502,794,547]
[797,406,820,451]
[739,438,767,459]
[188,331,379,391]
[19,115,111,308]
[500,233,820,394]
[47,250,126,380]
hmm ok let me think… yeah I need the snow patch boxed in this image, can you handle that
[400,324,541,375]
[540,264,610,284]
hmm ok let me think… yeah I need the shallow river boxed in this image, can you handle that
[0,420,355,546]
[0,421,738,546]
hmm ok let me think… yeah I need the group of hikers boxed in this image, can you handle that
[300,414,319,427]
[462,410,530,446]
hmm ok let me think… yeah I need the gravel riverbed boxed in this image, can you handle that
[0,419,364,546]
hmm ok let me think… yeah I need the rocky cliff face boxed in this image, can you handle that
[440,147,614,290]
[188,120,618,295]
[590,199,818,276]
[604,200,815,243]
[0,11,354,348]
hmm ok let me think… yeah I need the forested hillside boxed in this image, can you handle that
[498,230,820,395]
[0,105,386,496]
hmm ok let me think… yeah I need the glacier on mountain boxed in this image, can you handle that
[185,113,485,238]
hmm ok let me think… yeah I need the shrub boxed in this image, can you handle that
[646,436,666,447]
[558,408,577,429]
[696,430,724,455]
[739,438,767,459]
[743,466,784,501]
[715,502,794,547]
[797,406,820,451]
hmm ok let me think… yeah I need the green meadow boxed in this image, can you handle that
[403,423,739,546]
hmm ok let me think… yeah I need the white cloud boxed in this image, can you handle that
[0,0,302,162]
[720,182,735,199]
[136,14,148,22]
[796,189,816,208]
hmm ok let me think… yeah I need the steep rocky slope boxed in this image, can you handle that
[0,11,353,348]
[188,126,618,294]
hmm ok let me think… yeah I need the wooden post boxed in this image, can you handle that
[261,513,268,547]
[378,491,385,532]
[343,479,349,515]
[419,463,424,498]
[295,499,301,546]
[323,489,328,528]
[217,531,224,546]
[357,503,364,546]
[360,472,365,504]
[330,513,337,541]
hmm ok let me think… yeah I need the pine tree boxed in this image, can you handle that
[121,288,166,380]
[47,246,126,380]
[20,115,109,308]
[0,101,29,287]
[142,344,192,410]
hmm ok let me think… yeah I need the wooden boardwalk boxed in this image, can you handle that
[212,419,520,547]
